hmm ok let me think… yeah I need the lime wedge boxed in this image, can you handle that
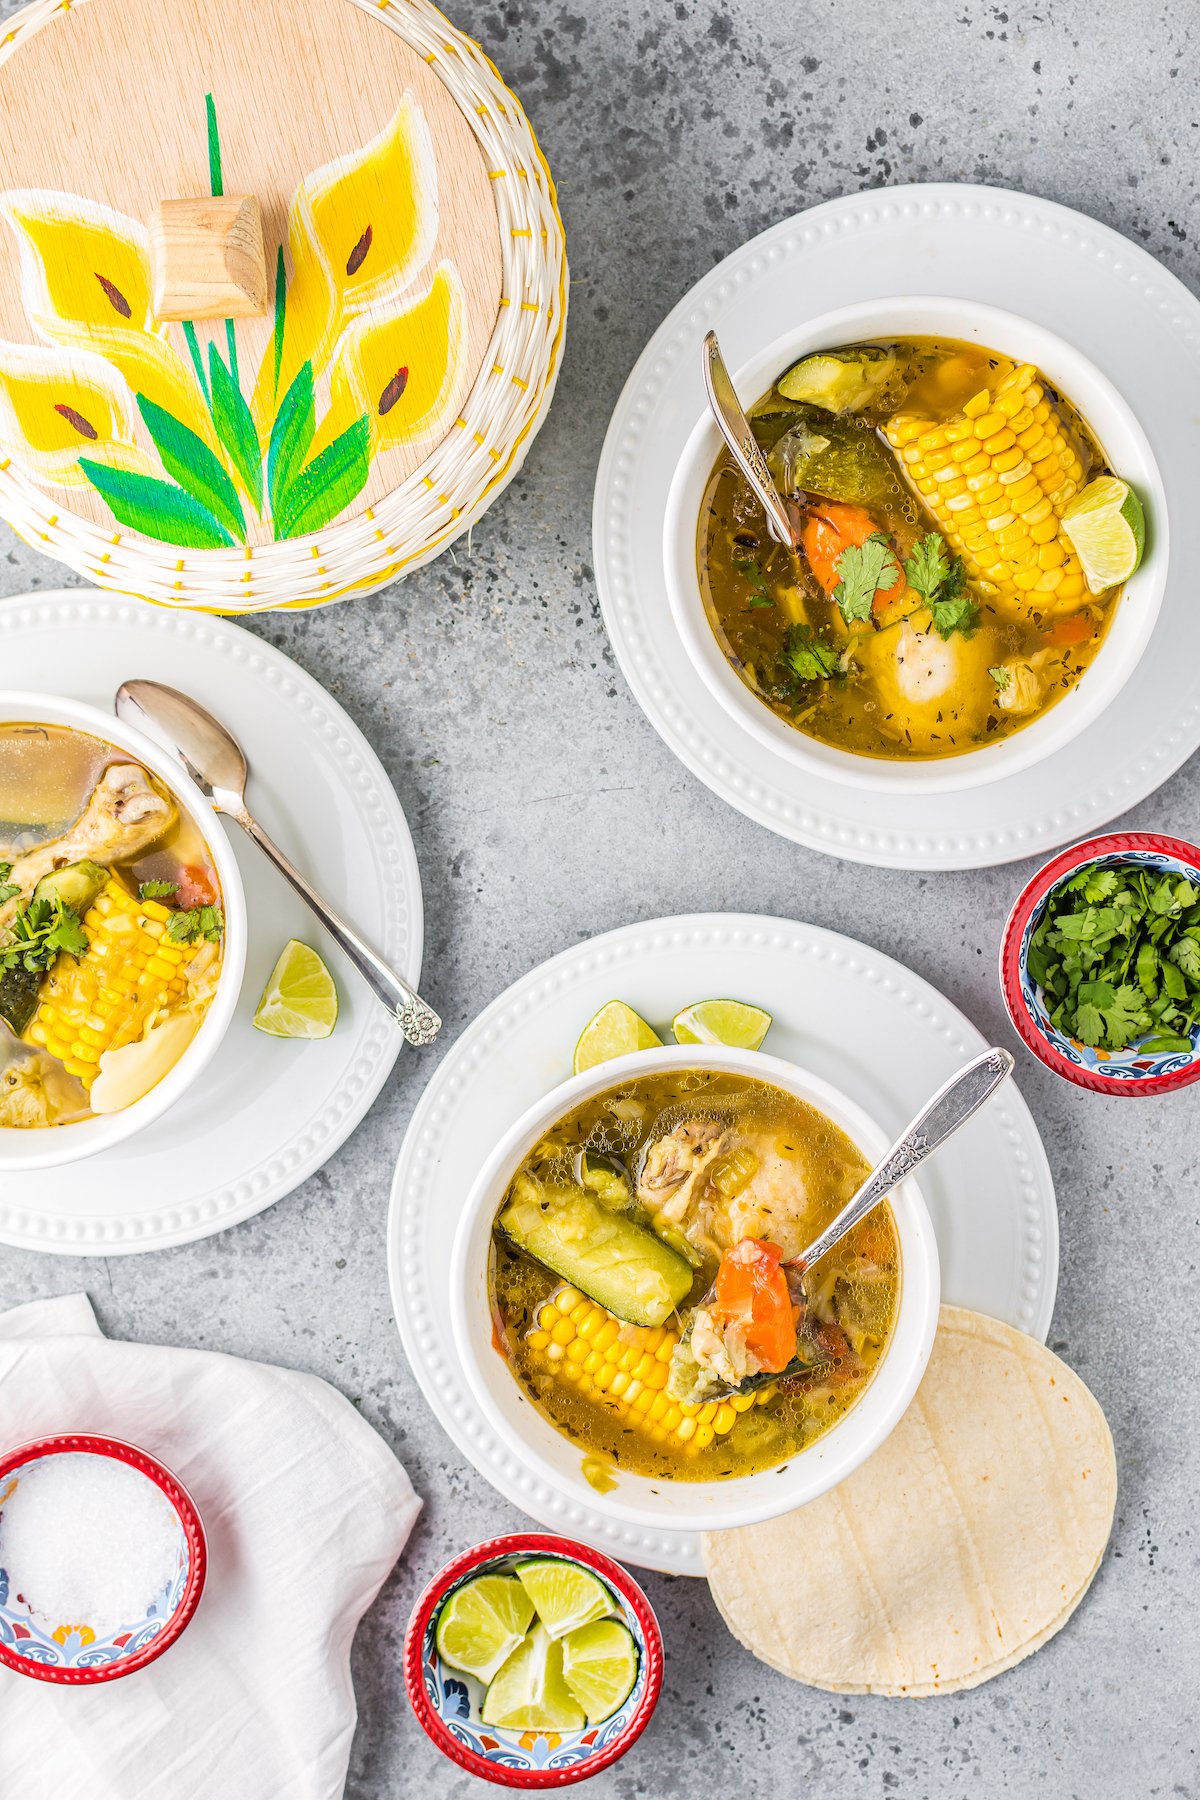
[515,1558,614,1639]
[435,1575,535,1683]
[481,1622,586,1732]
[253,940,339,1039]
[1061,476,1145,592]
[672,998,772,1050]
[573,1001,661,1074]
[560,1619,639,1725]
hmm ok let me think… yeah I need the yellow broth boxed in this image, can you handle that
[490,1070,900,1482]
[0,723,223,1125]
[698,337,1120,760]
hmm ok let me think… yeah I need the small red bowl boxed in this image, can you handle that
[404,1532,663,1788]
[1000,830,1200,1097]
[0,1433,207,1684]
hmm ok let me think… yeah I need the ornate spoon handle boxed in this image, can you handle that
[792,1048,1014,1272]
[234,810,441,1046]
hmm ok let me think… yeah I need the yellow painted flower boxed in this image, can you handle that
[0,339,153,487]
[0,190,157,338]
[253,92,438,423]
[0,189,223,461]
[310,263,466,461]
[52,1623,96,1647]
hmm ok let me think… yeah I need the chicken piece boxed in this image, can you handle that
[994,648,1055,716]
[0,765,175,930]
[636,1117,728,1226]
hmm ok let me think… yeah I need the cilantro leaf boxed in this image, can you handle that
[902,532,953,604]
[166,905,224,946]
[0,894,89,974]
[903,533,978,638]
[785,624,842,682]
[0,881,20,905]
[831,533,900,624]
[989,666,1011,690]
[139,879,179,899]
[1170,934,1200,984]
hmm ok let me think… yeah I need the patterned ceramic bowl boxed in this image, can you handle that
[404,1533,663,1789]
[0,1433,206,1683]
[1000,831,1200,1096]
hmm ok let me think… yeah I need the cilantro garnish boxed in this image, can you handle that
[1027,861,1200,1054]
[0,895,89,975]
[0,862,17,904]
[166,905,224,946]
[745,594,775,610]
[989,666,1011,690]
[831,532,901,624]
[785,624,842,683]
[903,533,978,639]
[139,879,179,899]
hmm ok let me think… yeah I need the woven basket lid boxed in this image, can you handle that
[0,0,566,611]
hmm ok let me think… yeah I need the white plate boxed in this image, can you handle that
[0,591,423,1253]
[592,183,1200,869]
[387,912,1057,1575]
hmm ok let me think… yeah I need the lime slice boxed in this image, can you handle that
[573,1001,661,1074]
[435,1575,535,1683]
[515,1558,614,1639]
[1061,477,1145,592]
[671,998,772,1050]
[560,1619,639,1725]
[253,940,339,1039]
[481,1622,586,1732]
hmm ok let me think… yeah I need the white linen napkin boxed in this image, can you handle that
[0,1293,420,1800]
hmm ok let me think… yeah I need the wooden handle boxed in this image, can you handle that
[151,195,268,320]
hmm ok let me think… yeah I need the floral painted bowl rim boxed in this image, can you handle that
[0,1432,207,1684]
[999,830,1200,1097]
[403,1532,664,1789]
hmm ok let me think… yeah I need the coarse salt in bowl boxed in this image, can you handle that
[0,1434,206,1683]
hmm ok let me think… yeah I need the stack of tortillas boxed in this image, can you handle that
[703,1306,1116,1696]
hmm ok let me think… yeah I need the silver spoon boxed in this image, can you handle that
[684,1046,1015,1399]
[702,328,802,552]
[115,679,441,1047]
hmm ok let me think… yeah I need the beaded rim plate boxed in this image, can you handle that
[592,182,1200,869]
[0,0,567,613]
[386,912,1058,1575]
[0,590,422,1253]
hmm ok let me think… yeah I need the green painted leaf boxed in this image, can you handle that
[276,413,371,540]
[208,344,263,512]
[135,393,246,541]
[206,91,223,197]
[267,361,315,522]
[79,458,233,549]
[272,244,286,399]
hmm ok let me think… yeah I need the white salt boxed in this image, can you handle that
[0,1452,181,1635]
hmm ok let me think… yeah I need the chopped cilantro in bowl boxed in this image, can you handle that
[1001,834,1200,1095]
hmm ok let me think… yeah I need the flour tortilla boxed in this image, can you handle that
[702,1305,1116,1697]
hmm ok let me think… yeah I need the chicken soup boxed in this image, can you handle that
[0,722,223,1127]
[490,1070,899,1483]
[699,337,1140,759]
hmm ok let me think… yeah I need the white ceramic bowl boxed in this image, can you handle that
[0,692,245,1171]
[664,296,1167,795]
[450,1044,940,1535]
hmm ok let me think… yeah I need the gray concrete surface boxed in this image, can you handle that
[1,1,1198,1794]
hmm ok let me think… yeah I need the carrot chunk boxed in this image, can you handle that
[711,1238,798,1373]
[801,502,908,612]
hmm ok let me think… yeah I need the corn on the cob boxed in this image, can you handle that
[26,881,188,1085]
[885,363,1089,614]
[526,1284,774,1454]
